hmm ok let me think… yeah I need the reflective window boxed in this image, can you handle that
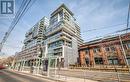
[111,47,115,51]
[128,43,130,48]
[50,15,58,25]
[105,47,110,51]
[64,12,70,21]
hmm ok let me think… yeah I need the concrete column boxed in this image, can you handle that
[64,40,66,46]
[100,47,109,65]
[89,48,95,67]
[115,45,125,65]
[15,62,18,70]
[20,61,23,71]
[57,13,60,22]
[33,59,35,66]
[22,60,26,71]
[79,50,86,65]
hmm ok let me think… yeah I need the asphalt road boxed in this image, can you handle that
[0,69,54,82]
[1,69,130,82]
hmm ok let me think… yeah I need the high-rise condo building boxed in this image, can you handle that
[45,4,83,67]
[23,17,49,50]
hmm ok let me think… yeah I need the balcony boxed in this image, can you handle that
[46,21,64,36]
[24,39,32,44]
[60,36,71,42]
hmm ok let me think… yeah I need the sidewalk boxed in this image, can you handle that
[12,69,98,82]
[51,75,98,82]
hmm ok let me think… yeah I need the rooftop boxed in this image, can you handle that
[82,32,130,47]
[51,4,74,16]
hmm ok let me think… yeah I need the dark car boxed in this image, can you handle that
[0,65,6,70]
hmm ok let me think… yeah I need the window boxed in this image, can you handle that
[50,15,58,25]
[113,59,118,65]
[111,47,115,51]
[108,60,113,65]
[105,47,110,51]
[128,43,130,48]
[64,12,70,21]
[86,49,89,54]
[97,48,101,52]
[127,58,130,65]
[94,57,103,64]
[93,48,97,53]
[59,11,63,20]
[123,44,128,50]
[93,47,100,53]
[48,40,64,48]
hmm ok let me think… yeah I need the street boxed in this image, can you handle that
[0,69,54,82]
[0,69,130,82]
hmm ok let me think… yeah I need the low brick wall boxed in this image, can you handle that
[69,65,129,73]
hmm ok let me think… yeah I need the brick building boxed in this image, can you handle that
[79,33,130,67]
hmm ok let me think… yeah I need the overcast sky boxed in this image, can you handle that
[0,0,129,56]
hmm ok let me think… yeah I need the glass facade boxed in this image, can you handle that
[45,4,82,67]
[127,58,130,65]
[50,15,58,25]
[48,40,64,48]
[23,17,49,50]
[128,43,130,48]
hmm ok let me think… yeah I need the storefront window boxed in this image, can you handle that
[113,59,118,65]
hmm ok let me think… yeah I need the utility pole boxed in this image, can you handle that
[126,2,130,73]
[119,34,130,73]
[0,0,33,52]
[0,43,2,52]
[118,2,130,74]
[126,2,130,32]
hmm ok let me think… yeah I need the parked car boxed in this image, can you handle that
[0,65,6,70]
